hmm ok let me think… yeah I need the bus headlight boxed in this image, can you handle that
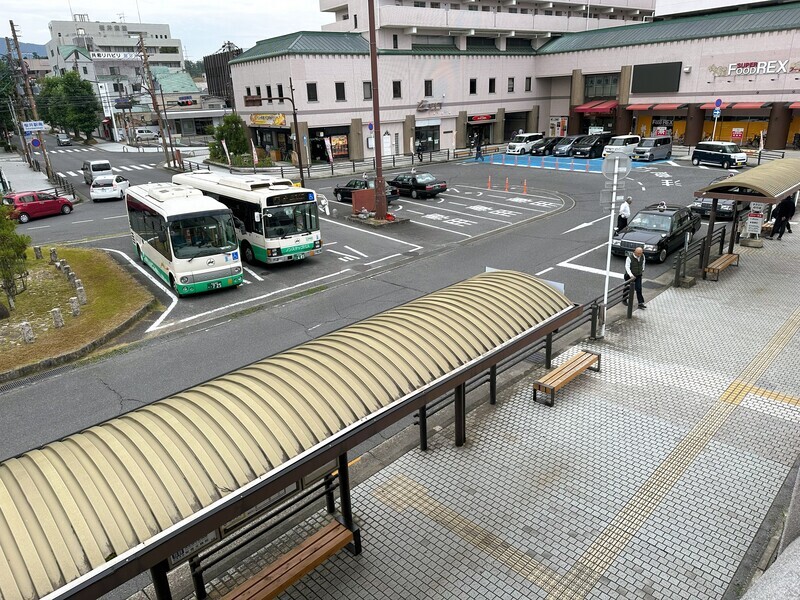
[180,276,189,284]
[314,240,322,249]
[232,266,241,274]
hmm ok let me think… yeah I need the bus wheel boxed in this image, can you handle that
[241,242,256,265]
[170,275,184,297]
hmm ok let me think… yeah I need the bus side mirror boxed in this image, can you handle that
[254,212,261,223]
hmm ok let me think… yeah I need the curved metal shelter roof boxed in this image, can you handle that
[0,270,574,600]
[694,158,800,204]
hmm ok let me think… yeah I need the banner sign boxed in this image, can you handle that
[249,113,286,127]
[221,139,231,166]
[22,121,45,132]
[90,51,137,60]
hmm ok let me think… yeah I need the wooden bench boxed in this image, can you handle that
[533,350,601,407]
[223,521,354,600]
[704,253,739,281]
[454,149,473,159]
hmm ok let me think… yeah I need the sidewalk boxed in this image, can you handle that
[0,152,55,194]
[129,231,800,600]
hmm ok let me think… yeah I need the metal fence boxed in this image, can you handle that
[672,225,727,287]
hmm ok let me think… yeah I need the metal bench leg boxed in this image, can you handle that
[548,388,555,408]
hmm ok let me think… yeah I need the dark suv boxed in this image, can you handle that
[572,133,613,158]
[612,203,701,262]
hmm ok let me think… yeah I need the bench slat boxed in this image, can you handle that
[704,253,739,281]
[533,351,600,407]
[224,522,353,600]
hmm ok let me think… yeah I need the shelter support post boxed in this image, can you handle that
[324,472,336,514]
[418,405,428,451]
[150,560,172,600]
[728,201,738,255]
[455,384,466,447]
[545,333,553,368]
[190,559,207,600]
[702,199,719,280]
[489,366,497,405]
[337,452,361,555]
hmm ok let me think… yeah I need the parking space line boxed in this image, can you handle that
[401,199,513,224]
[242,266,264,282]
[26,225,50,230]
[405,209,424,215]
[320,217,422,251]
[557,262,625,279]
[344,245,368,258]
[457,185,564,203]
[365,253,401,266]
[103,215,127,220]
[72,219,93,224]
[411,220,472,238]
[535,267,553,276]
[439,193,546,213]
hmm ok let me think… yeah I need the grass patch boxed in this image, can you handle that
[0,248,153,373]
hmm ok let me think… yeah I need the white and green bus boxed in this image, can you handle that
[172,171,322,265]
[126,183,243,296]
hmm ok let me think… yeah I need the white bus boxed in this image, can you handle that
[126,183,243,296]
[171,171,322,265]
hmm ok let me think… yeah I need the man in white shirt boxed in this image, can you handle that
[616,196,632,233]
[624,246,647,309]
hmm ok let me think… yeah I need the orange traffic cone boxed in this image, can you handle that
[523,179,528,194]
[487,175,492,189]
[504,177,509,192]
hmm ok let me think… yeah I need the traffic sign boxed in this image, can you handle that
[31,138,40,147]
[601,154,632,180]
[368,122,373,131]
[22,120,45,133]
[713,108,721,118]
[715,98,722,107]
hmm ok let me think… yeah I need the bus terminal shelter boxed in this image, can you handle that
[0,271,580,600]
[694,158,800,277]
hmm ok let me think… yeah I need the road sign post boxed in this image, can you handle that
[711,99,722,141]
[600,154,632,338]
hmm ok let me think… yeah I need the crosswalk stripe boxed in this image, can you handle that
[111,167,122,172]
[140,165,154,169]
[57,172,66,177]
[66,171,79,177]
[118,166,134,171]
[129,165,145,170]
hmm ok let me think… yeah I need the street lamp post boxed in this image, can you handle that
[274,78,306,188]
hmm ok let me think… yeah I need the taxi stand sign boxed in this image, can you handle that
[22,120,45,133]
[747,202,766,236]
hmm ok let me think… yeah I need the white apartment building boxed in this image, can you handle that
[230,0,654,161]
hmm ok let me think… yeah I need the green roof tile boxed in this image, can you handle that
[538,3,800,54]
[230,31,369,64]
[58,45,90,60]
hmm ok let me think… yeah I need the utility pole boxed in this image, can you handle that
[4,36,31,165]
[139,33,171,166]
[10,21,53,179]
[366,0,387,219]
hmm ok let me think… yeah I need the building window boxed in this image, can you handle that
[424,79,433,97]
[109,66,119,75]
[525,76,532,92]
[451,3,459,8]
[82,66,88,75]
[266,85,273,103]
[255,85,261,97]
[489,78,496,94]
[431,1,440,6]
[508,7,517,13]
[392,34,398,49]
[507,77,515,93]
[469,78,476,95]
[335,82,346,101]
[307,82,318,102]
[413,1,425,6]
[363,81,372,100]
[520,8,529,14]
[246,86,252,97]
[277,84,284,103]
[132,83,141,92]
[135,67,141,75]
[392,80,402,99]
[468,4,478,10]
[482,5,491,11]
[584,73,619,99]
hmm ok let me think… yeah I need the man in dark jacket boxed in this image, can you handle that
[770,196,796,240]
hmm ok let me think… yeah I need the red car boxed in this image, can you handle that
[2,190,73,224]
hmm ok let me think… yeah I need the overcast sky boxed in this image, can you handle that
[11,0,335,59]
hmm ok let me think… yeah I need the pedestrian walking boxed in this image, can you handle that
[475,139,484,162]
[769,196,796,240]
[623,246,647,309]
[616,196,632,233]
[416,140,424,162]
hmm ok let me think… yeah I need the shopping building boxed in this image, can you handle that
[228,0,800,160]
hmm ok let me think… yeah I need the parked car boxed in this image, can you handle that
[90,174,130,202]
[611,203,701,263]
[134,128,160,141]
[530,137,562,156]
[572,133,613,158]
[386,172,447,199]
[2,190,73,224]
[82,159,113,184]
[553,135,588,157]
[632,136,673,161]
[691,174,750,219]
[691,141,748,169]
[602,134,641,158]
[506,132,544,155]
[333,177,399,204]
[55,133,72,147]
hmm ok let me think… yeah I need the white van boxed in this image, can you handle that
[602,135,642,158]
[81,159,113,184]
[506,132,545,155]
[134,128,160,141]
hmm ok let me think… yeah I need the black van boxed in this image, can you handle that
[691,141,748,169]
[572,132,613,158]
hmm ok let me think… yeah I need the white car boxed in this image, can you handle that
[506,133,544,155]
[90,174,130,201]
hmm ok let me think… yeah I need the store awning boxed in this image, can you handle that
[590,100,618,113]
[652,103,687,110]
[574,100,604,113]
[731,102,770,110]
[790,102,800,110]
[699,102,731,110]
[626,104,653,111]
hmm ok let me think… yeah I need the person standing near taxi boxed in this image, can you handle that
[624,246,647,309]
[616,196,632,233]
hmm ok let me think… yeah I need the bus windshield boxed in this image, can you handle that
[264,202,320,238]
[169,211,238,259]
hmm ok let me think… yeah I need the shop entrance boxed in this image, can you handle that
[414,125,441,153]
[504,112,529,139]
[255,128,291,161]
[309,126,351,162]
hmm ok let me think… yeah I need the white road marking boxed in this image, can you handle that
[487,194,506,199]
[666,161,679,166]
[56,172,66,177]
[66,171,79,176]
[458,184,561,202]
[26,225,50,230]
[558,262,625,279]
[561,241,609,264]
[242,265,264,281]
[140,165,155,169]
[111,167,122,172]
[129,165,145,170]
[562,214,610,234]
[72,219,93,224]
[449,201,467,206]
[119,166,134,171]
[103,215,127,220]
[440,192,546,213]
[406,209,424,215]
[320,216,422,251]
[401,199,512,224]
[324,241,338,245]
[327,249,358,261]
[308,323,322,331]
[536,267,553,276]
[243,279,252,284]
[344,245,368,258]
[411,220,472,238]
[365,253,401,266]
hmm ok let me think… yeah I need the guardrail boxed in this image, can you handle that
[672,225,726,287]
[753,149,785,165]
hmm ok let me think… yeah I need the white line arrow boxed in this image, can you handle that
[562,214,610,234]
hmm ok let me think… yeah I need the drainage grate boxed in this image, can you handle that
[0,363,75,395]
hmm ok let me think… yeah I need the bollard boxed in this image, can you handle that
[51,308,65,328]
[487,175,492,190]
[55,259,63,271]
[20,321,35,344]
[34,246,43,260]
[555,157,559,170]
[67,272,76,286]
[585,161,589,172]
[49,248,58,264]
[74,277,82,290]
[69,297,80,317]
[504,177,509,191]
[523,179,527,194]
[76,285,88,305]
[62,265,72,278]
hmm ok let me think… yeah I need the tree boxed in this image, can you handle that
[184,60,205,79]
[0,61,15,143]
[35,72,102,140]
[0,206,31,311]
[37,75,69,131]
[212,113,249,156]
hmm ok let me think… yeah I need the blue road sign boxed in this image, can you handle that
[713,108,721,118]
[31,138,41,147]
[715,98,722,108]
